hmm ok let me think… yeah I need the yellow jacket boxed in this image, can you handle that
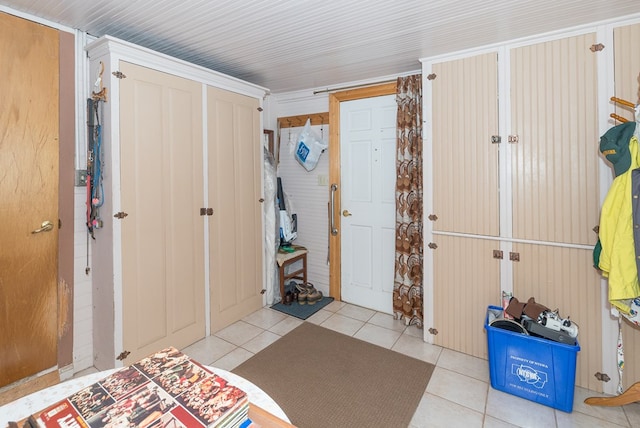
[599,136,640,313]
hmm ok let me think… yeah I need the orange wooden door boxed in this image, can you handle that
[0,13,59,387]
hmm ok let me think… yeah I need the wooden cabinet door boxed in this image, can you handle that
[208,86,263,332]
[512,244,602,392]
[431,52,500,237]
[428,35,602,391]
[510,33,600,245]
[119,61,205,363]
[0,13,59,387]
[429,52,500,357]
[431,235,500,357]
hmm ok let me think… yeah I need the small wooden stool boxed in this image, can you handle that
[276,247,307,301]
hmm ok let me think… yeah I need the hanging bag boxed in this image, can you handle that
[295,118,327,171]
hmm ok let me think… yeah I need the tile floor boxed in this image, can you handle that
[77,301,640,427]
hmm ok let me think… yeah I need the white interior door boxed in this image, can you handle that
[340,95,396,313]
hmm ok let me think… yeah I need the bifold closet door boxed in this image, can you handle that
[119,61,205,363]
[208,86,263,332]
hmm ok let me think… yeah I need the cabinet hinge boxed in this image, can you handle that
[428,214,438,221]
[509,252,520,262]
[428,242,438,250]
[493,250,503,259]
[114,212,128,219]
[428,327,438,335]
[589,43,605,52]
[112,71,127,79]
[116,350,130,361]
[427,73,437,80]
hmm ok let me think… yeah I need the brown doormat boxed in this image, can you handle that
[233,322,434,428]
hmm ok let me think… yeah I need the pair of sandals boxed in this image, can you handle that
[295,282,322,305]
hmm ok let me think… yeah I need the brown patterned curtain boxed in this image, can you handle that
[393,74,423,327]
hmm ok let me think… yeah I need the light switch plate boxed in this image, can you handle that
[75,169,88,187]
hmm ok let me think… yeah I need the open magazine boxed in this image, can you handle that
[32,347,249,428]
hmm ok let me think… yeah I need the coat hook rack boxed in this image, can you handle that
[609,96,635,123]
[278,112,329,129]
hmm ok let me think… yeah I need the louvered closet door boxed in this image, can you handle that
[120,62,205,363]
[613,22,640,392]
[430,52,499,355]
[510,33,602,391]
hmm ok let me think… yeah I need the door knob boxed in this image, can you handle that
[342,210,352,217]
[32,220,54,234]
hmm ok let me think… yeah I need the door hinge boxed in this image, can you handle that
[428,214,438,221]
[428,327,438,335]
[508,135,519,144]
[493,250,503,259]
[428,242,438,250]
[112,71,127,79]
[114,212,128,219]
[491,135,501,144]
[509,252,520,262]
[116,350,131,361]
[590,43,605,52]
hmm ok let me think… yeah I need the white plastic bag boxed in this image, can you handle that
[295,118,328,171]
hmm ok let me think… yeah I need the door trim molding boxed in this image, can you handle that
[328,82,397,301]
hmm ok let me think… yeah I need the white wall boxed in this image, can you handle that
[73,188,93,372]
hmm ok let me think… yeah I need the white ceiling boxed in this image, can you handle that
[2,0,640,93]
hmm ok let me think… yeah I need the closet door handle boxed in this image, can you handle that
[330,184,338,236]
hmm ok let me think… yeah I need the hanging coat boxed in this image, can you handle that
[599,128,640,314]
